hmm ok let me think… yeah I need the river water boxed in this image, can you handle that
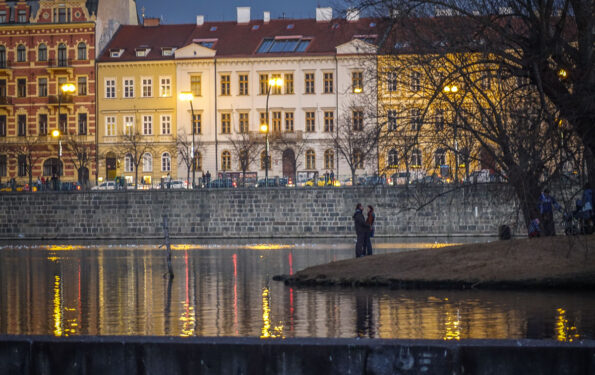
[1,237,593,341]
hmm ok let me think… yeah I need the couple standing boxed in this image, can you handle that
[353,203,375,258]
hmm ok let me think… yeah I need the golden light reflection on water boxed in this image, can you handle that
[556,307,580,342]
[443,308,462,340]
[247,244,294,251]
[53,275,63,337]
[261,288,284,339]
[374,242,461,249]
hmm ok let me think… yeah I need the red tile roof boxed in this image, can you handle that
[98,17,388,62]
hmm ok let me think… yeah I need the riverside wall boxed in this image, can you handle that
[0,185,521,240]
[0,335,593,375]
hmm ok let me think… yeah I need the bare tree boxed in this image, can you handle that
[345,0,594,181]
[227,129,261,187]
[1,136,45,189]
[270,130,311,184]
[118,128,155,189]
[63,134,94,189]
[176,131,204,188]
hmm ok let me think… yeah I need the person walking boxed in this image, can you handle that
[538,189,561,236]
[363,205,375,256]
[353,203,370,258]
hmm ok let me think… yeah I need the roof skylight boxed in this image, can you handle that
[256,37,311,53]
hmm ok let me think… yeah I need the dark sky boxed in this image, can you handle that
[136,0,338,24]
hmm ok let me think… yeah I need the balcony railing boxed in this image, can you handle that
[47,58,71,68]
[47,95,74,105]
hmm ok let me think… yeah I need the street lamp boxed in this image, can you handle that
[443,84,459,182]
[260,77,283,186]
[54,83,76,188]
[179,91,196,189]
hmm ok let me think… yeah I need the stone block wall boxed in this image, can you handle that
[0,185,520,240]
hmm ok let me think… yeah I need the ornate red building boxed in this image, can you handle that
[0,0,96,188]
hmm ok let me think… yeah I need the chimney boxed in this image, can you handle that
[346,9,360,22]
[316,7,332,22]
[143,17,160,27]
[196,15,204,26]
[237,7,250,24]
[263,11,270,24]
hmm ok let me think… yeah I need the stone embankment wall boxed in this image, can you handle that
[1,335,593,375]
[0,185,520,240]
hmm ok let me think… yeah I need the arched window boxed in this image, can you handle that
[124,154,133,172]
[38,44,47,61]
[194,151,202,171]
[77,42,86,60]
[260,150,271,170]
[43,158,62,177]
[221,151,231,171]
[306,149,316,170]
[161,152,171,172]
[17,45,26,62]
[354,149,364,169]
[324,149,334,170]
[388,149,398,167]
[57,44,67,66]
[142,153,152,172]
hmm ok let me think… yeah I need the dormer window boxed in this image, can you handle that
[135,47,150,57]
[193,38,217,49]
[394,41,409,49]
[161,48,175,56]
[287,24,294,29]
[252,25,260,30]
[18,10,27,23]
[110,49,124,58]
[257,36,311,53]
[354,34,377,44]
[210,26,217,31]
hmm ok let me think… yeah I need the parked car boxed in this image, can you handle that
[209,178,235,188]
[411,175,444,185]
[305,177,333,187]
[168,180,187,189]
[60,182,82,191]
[363,176,388,186]
[92,181,117,190]
[258,177,288,187]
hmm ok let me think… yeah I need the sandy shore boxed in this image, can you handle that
[274,235,595,289]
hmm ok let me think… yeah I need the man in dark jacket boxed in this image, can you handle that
[353,203,370,258]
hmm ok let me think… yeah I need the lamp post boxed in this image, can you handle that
[443,84,459,183]
[54,83,76,188]
[259,77,283,186]
[179,91,196,189]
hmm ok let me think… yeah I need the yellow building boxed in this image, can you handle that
[95,20,189,187]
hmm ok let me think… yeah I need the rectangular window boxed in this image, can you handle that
[0,115,6,136]
[323,72,334,94]
[18,155,26,177]
[239,112,249,133]
[0,155,6,177]
[324,111,334,132]
[18,79,26,97]
[284,73,294,94]
[221,113,231,134]
[141,77,152,97]
[161,115,171,135]
[259,74,268,95]
[304,72,315,94]
[305,111,315,132]
[271,74,282,95]
[160,77,171,97]
[352,71,363,93]
[123,78,134,98]
[352,110,363,131]
[434,110,444,131]
[387,71,398,92]
[238,74,249,95]
[410,108,422,131]
[143,115,152,135]
[0,79,6,97]
[39,114,48,135]
[105,79,116,98]
[387,109,397,131]
[18,10,27,23]
[124,116,134,135]
[190,75,201,96]
[192,113,201,134]
[220,74,230,96]
[78,113,87,135]
[411,71,420,92]
[272,111,281,132]
[59,114,67,134]
[18,114,27,136]
[259,112,268,128]
[106,116,116,136]
[285,112,294,132]
[38,78,48,97]
[77,76,87,96]
[0,11,6,23]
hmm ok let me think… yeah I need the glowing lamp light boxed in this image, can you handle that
[178,91,194,101]
[51,129,60,138]
[443,85,458,93]
[260,123,269,133]
[61,83,76,93]
[558,69,567,79]
[268,77,283,87]
[353,87,363,93]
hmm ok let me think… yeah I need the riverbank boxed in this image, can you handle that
[275,235,595,289]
